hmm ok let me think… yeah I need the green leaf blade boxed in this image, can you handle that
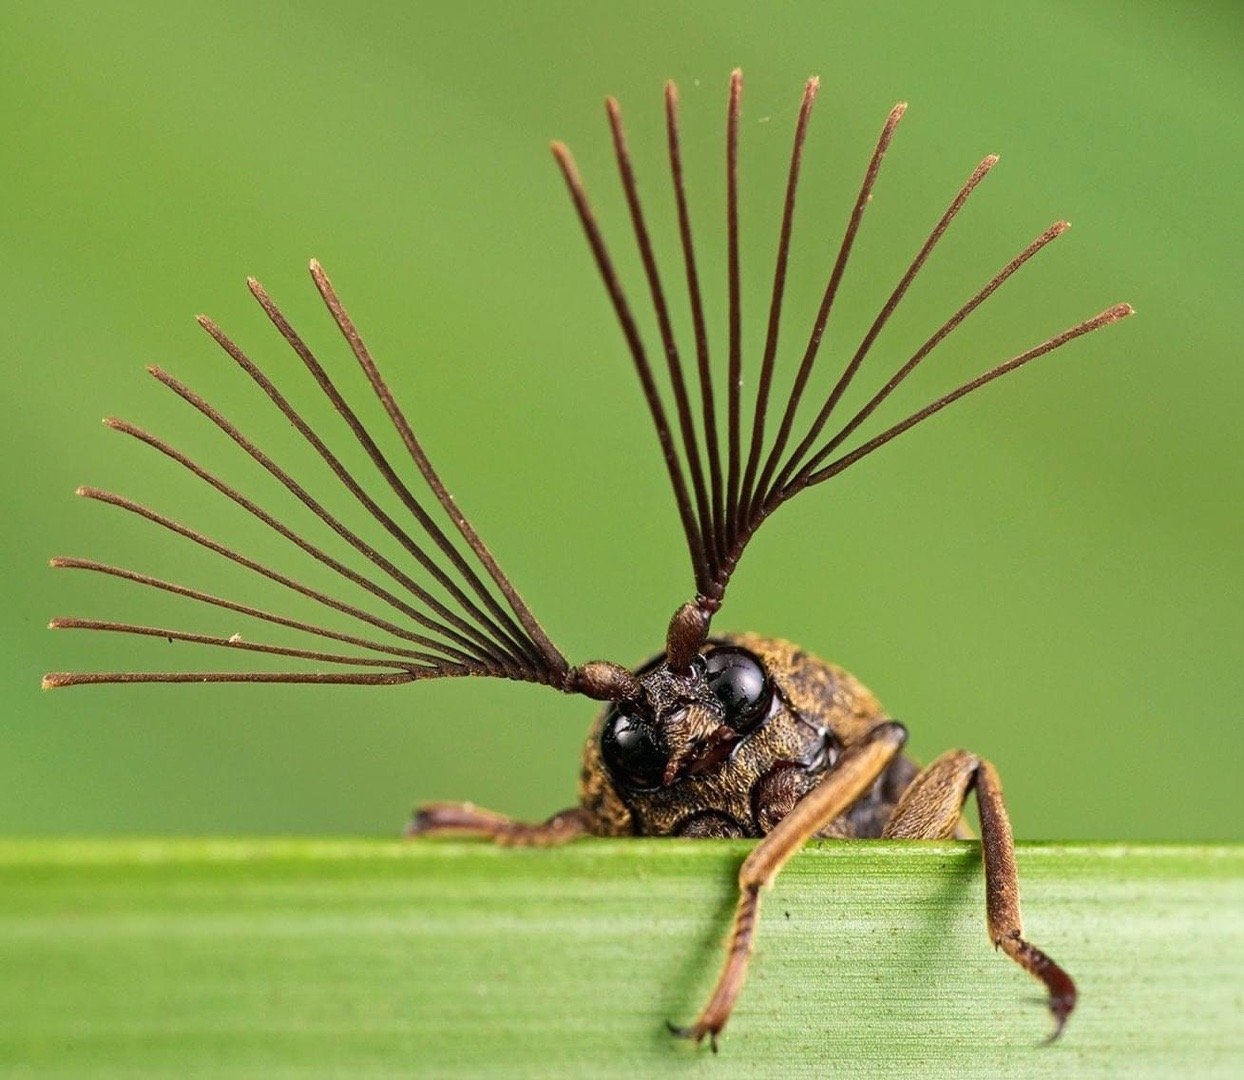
[1,840,1241,1077]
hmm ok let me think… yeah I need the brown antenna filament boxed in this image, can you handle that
[557,74,1132,617]
[48,266,583,689]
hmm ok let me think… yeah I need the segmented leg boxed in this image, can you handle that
[408,803,591,846]
[882,750,1076,1039]
[669,720,908,1051]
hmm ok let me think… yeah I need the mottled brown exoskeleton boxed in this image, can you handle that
[46,71,1131,1048]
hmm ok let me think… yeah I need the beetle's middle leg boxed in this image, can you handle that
[408,803,591,846]
[882,749,1077,1038]
[669,720,908,1051]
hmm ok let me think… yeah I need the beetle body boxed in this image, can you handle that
[579,634,922,841]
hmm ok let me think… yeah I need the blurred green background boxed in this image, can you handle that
[3,2,1240,841]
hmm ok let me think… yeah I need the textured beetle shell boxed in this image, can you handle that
[577,633,920,839]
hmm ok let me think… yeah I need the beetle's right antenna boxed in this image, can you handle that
[46,263,640,701]
[552,69,1132,668]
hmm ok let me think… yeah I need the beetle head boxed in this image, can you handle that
[601,642,773,791]
[579,634,886,837]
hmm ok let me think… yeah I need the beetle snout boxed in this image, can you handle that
[659,704,739,787]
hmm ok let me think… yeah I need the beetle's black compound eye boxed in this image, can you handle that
[703,647,772,735]
[601,708,667,790]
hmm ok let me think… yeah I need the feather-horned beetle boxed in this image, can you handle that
[45,71,1131,1048]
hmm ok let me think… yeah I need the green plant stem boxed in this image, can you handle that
[0,839,1240,1077]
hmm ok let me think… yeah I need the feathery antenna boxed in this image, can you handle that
[553,71,1133,653]
[45,264,594,692]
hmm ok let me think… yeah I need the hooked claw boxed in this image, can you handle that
[666,1019,720,1054]
[1044,991,1074,1044]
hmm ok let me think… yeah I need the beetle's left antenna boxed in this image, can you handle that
[553,69,1133,666]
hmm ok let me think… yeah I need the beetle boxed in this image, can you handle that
[45,71,1131,1049]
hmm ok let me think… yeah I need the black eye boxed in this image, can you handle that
[703,647,772,734]
[601,708,667,790]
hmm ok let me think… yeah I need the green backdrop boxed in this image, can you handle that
[3,1,1240,841]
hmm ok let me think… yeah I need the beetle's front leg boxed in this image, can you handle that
[408,802,591,846]
[882,750,1076,1038]
[669,721,908,1052]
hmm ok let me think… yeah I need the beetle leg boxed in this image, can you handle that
[407,803,591,846]
[882,750,1076,1039]
[669,720,908,1051]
